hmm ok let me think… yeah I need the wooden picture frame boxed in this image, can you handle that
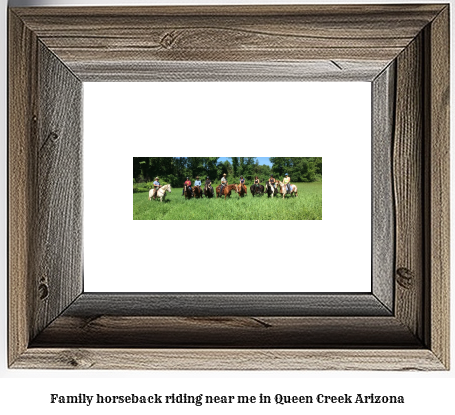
[9,4,449,370]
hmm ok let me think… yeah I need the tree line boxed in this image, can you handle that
[133,157,322,187]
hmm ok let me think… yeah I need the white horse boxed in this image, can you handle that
[277,180,298,199]
[149,184,172,202]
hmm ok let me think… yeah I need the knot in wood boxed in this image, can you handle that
[60,350,94,369]
[38,282,49,300]
[48,132,59,142]
[396,267,414,289]
[160,31,179,49]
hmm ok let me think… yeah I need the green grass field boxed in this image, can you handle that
[133,182,322,220]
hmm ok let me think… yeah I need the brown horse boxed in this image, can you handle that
[183,185,193,199]
[238,183,248,198]
[204,185,214,198]
[193,186,203,199]
[216,184,238,199]
[250,183,264,197]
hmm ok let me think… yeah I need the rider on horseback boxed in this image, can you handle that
[182,177,193,196]
[220,173,227,196]
[238,176,246,196]
[194,176,202,196]
[254,176,260,189]
[269,174,276,190]
[283,173,291,194]
[152,177,161,200]
[205,176,212,196]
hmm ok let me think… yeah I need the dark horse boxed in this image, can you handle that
[183,185,193,199]
[238,183,248,198]
[193,186,203,199]
[204,185,214,198]
[265,181,278,198]
[250,184,264,197]
[216,184,238,200]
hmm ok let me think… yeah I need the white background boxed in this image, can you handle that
[1,0,454,414]
[84,82,371,292]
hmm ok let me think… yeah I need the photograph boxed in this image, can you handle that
[133,157,322,220]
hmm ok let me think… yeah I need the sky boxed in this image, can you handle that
[218,157,271,166]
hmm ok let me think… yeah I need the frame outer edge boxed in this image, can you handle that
[11,348,446,371]
[8,10,38,366]
[7,4,450,370]
[428,6,450,369]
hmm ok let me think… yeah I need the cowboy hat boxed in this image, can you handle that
[223,173,226,176]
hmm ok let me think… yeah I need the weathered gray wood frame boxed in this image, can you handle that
[8,5,449,370]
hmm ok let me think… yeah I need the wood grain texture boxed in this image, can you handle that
[11,5,444,79]
[393,35,424,340]
[33,42,83,339]
[73,60,387,82]
[12,349,445,371]
[8,10,38,366]
[425,6,450,369]
[31,316,420,349]
[9,15,84,366]
[372,63,395,312]
[65,293,391,317]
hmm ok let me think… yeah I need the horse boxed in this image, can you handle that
[183,185,194,199]
[193,186,203,199]
[215,184,227,198]
[276,180,298,198]
[250,184,264,197]
[265,181,278,198]
[216,184,238,199]
[204,185,214,198]
[148,183,172,202]
[238,183,248,198]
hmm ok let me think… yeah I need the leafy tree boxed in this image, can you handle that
[230,157,239,177]
[203,157,219,180]
[133,156,320,188]
[239,157,245,177]
[187,157,205,178]
[268,157,321,182]
[218,160,232,179]
[242,157,256,180]
[314,157,322,175]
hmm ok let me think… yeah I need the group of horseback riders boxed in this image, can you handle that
[181,175,214,198]
[150,172,293,200]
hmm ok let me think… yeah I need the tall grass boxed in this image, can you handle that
[133,182,322,220]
